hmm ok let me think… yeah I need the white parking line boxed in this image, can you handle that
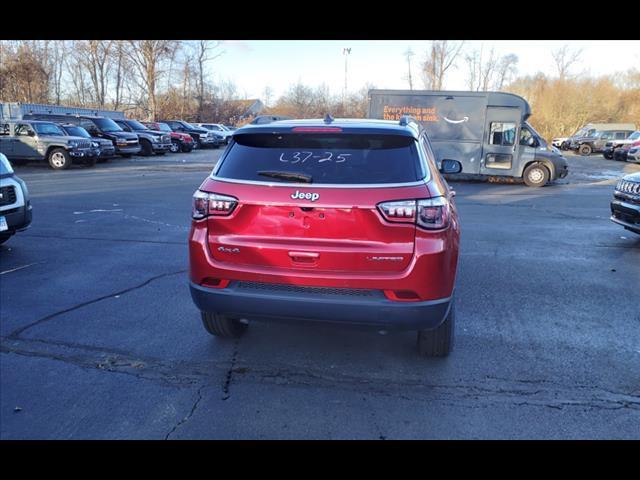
[0,262,43,275]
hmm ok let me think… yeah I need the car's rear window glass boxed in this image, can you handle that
[216,133,422,184]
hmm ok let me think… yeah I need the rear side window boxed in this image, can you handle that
[216,133,423,184]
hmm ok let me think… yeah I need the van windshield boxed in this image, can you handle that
[628,131,640,141]
[216,133,422,185]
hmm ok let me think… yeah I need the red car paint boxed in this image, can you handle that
[142,122,193,144]
[190,179,459,300]
[188,118,461,355]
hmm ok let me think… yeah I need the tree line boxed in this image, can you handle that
[1,40,638,140]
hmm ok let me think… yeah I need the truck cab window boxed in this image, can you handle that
[0,123,9,136]
[489,122,516,146]
[519,127,534,145]
[15,124,34,136]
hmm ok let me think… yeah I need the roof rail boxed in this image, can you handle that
[399,115,418,127]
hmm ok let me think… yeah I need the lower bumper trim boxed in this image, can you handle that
[189,281,453,331]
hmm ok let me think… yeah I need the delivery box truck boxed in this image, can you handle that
[368,90,568,187]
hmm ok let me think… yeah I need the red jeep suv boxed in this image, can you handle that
[189,116,462,356]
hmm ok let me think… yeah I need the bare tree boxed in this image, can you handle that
[403,47,415,90]
[193,40,223,120]
[465,46,516,91]
[494,53,519,90]
[552,45,582,80]
[82,40,114,107]
[125,40,175,120]
[421,40,465,90]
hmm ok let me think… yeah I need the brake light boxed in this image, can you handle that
[377,197,450,230]
[192,191,238,219]
[292,127,343,133]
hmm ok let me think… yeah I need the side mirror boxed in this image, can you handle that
[439,159,462,174]
[27,130,35,137]
[527,136,537,147]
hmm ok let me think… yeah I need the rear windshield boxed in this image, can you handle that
[216,133,423,184]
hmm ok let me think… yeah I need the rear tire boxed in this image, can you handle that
[201,311,247,338]
[579,144,592,156]
[417,303,455,357]
[523,163,550,187]
[48,148,72,170]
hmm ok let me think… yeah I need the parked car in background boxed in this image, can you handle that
[613,138,640,162]
[0,120,96,169]
[603,131,640,160]
[223,124,237,131]
[189,117,462,356]
[250,115,293,125]
[59,124,115,162]
[141,121,194,153]
[193,123,233,144]
[24,114,141,158]
[552,137,569,149]
[159,120,219,149]
[610,172,640,234]
[567,123,636,156]
[0,152,32,244]
[627,145,640,163]
[113,119,172,156]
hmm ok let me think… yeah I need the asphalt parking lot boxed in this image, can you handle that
[1,149,639,439]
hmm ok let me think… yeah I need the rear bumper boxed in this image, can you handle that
[190,281,452,330]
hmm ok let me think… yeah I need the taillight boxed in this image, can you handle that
[377,197,450,230]
[192,191,238,219]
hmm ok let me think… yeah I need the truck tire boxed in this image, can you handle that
[181,143,193,153]
[523,163,550,187]
[139,139,153,156]
[417,303,455,357]
[0,233,13,245]
[48,148,72,170]
[201,311,247,338]
[603,152,613,160]
[579,144,592,156]
[170,141,181,153]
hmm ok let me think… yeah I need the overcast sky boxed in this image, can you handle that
[207,40,640,100]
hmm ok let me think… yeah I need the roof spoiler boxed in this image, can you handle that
[399,115,418,127]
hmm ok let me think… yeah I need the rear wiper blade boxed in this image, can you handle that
[257,170,313,183]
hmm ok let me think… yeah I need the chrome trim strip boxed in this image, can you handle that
[208,175,429,189]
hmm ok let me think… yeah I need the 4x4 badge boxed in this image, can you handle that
[291,190,319,202]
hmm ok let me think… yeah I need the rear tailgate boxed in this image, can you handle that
[203,181,432,274]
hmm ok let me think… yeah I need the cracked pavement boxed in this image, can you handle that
[1,150,639,439]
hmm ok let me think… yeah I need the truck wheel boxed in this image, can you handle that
[170,141,180,153]
[85,156,97,167]
[603,152,613,160]
[417,303,455,357]
[0,233,13,245]
[201,311,247,338]
[523,163,550,187]
[579,144,592,156]
[181,143,193,153]
[48,148,72,170]
[139,139,153,156]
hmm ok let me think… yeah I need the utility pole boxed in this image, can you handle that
[343,47,351,114]
[404,47,414,90]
